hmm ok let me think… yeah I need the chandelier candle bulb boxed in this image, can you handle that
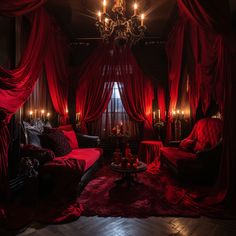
[98,11,102,22]
[103,0,107,13]
[141,14,144,26]
[134,2,138,15]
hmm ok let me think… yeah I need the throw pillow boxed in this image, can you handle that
[41,131,72,157]
[21,144,55,164]
[179,138,196,152]
[27,128,42,147]
[62,130,79,149]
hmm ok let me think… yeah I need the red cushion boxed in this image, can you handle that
[62,130,79,149]
[61,148,103,171]
[179,138,195,152]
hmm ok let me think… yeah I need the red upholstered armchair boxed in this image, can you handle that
[160,118,223,182]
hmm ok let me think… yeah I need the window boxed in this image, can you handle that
[89,82,139,138]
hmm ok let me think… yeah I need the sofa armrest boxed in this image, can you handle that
[76,133,100,148]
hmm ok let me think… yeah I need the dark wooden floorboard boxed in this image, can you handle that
[0,216,234,236]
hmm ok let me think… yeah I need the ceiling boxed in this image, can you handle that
[46,0,177,41]
[46,0,236,42]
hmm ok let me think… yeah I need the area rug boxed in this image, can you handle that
[79,165,207,218]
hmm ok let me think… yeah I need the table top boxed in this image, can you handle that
[110,161,147,173]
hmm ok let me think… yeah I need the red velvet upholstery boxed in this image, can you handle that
[160,118,223,181]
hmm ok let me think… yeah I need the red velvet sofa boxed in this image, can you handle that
[160,118,223,182]
[20,122,103,195]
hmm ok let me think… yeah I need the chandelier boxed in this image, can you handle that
[96,0,146,46]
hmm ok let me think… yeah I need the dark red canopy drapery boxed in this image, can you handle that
[0,0,49,219]
[167,0,236,211]
[44,17,69,125]
[76,44,153,138]
[0,1,72,224]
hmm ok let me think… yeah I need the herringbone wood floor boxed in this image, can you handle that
[1,216,236,236]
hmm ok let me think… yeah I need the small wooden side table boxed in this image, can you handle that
[110,161,147,187]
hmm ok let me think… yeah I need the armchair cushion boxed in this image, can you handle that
[179,138,196,152]
[160,118,223,181]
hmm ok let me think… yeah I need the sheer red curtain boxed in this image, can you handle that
[76,44,153,138]
[115,46,154,139]
[168,0,235,209]
[76,45,114,133]
[44,17,69,125]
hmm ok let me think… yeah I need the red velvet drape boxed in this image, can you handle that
[76,45,115,133]
[76,44,153,138]
[168,0,236,210]
[0,1,49,218]
[0,6,50,195]
[157,81,166,121]
[0,0,46,16]
[44,18,69,125]
[115,47,153,139]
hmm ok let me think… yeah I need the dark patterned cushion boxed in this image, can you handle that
[21,144,55,164]
[41,131,72,157]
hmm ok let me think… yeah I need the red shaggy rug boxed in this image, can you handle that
[79,165,211,218]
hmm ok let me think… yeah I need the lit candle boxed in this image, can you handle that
[29,110,33,119]
[157,109,161,120]
[98,11,102,22]
[41,109,45,119]
[141,14,144,26]
[104,17,108,30]
[46,112,50,118]
[172,110,176,118]
[103,0,107,14]
[153,111,156,120]
[133,2,138,15]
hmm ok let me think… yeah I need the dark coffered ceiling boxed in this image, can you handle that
[46,0,177,41]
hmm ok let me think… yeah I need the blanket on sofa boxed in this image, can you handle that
[1,158,85,229]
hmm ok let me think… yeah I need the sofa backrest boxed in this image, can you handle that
[188,118,223,151]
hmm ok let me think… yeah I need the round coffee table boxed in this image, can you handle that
[110,161,147,187]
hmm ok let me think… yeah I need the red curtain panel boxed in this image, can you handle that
[169,0,235,210]
[44,17,69,125]
[76,44,154,138]
[0,6,49,197]
[0,0,46,16]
